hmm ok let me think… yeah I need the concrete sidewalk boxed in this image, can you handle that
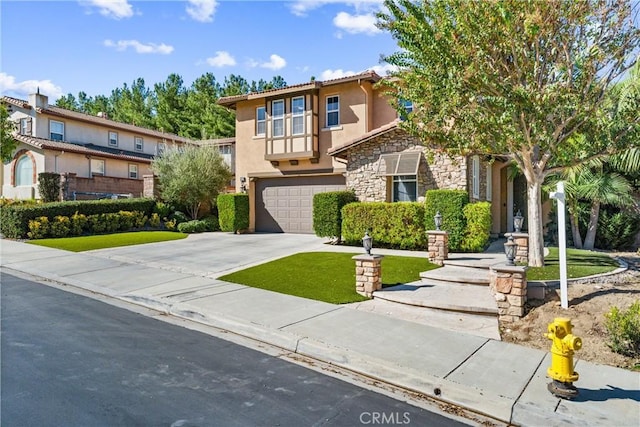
[1,235,638,426]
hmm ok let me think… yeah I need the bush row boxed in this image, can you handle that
[27,210,153,239]
[1,198,156,239]
[312,191,358,242]
[218,194,249,233]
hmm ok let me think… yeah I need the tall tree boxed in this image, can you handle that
[153,73,188,135]
[185,73,234,139]
[377,0,640,266]
[0,104,18,162]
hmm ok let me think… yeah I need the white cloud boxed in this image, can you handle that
[320,69,357,80]
[186,0,218,23]
[206,51,236,67]
[333,11,381,35]
[370,63,398,76]
[81,0,134,19]
[0,73,63,100]
[104,39,174,54]
[290,0,383,17]
[260,54,287,70]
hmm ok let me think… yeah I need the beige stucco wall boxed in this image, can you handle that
[2,144,45,199]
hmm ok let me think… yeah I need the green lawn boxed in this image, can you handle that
[526,247,620,281]
[219,252,440,304]
[27,231,188,252]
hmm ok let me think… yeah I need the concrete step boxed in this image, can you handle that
[373,281,498,316]
[420,265,490,286]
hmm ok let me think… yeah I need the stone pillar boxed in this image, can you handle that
[505,232,529,264]
[427,230,449,266]
[59,172,77,201]
[143,174,160,199]
[352,254,384,298]
[489,265,528,322]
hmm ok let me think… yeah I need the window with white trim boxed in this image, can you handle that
[129,164,138,179]
[15,155,34,186]
[50,120,64,141]
[291,96,304,135]
[134,136,144,152]
[256,107,266,136]
[156,142,165,156]
[399,99,414,121]
[272,100,284,137]
[326,96,339,127]
[108,131,118,147]
[472,155,480,198]
[486,164,492,200]
[377,151,422,202]
[20,117,32,135]
[91,159,105,175]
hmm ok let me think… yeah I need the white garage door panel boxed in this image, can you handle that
[256,175,346,233]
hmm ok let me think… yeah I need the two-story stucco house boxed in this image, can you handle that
[218,71,531,236]
[2,91,192,200]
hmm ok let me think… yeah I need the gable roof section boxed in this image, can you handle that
[13,134,154,163]
[2,96,193,144]
[328,120,401,158]
[217,71,382,108]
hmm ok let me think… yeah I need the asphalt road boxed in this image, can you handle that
[1,272,466,427]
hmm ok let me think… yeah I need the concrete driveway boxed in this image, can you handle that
[86,232,331,278]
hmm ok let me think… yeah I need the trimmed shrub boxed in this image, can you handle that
[424,190,469,251]
[153,202,172,220]
[70,212,88,236]
[313,190,358,241]
[201,215,220,232]
[27,217,50,239]
[595,209,640,250]
[164,218,177,231]
[217,194,249,233]
[38,172,61,203]
[460,202,492,252]
[177,220,207,233]
[342,202,426,250]
[171,211,189,225]
[605,301,640,358]
[49,215,71,238]
[149,213,161,228]
[0,198,155,239]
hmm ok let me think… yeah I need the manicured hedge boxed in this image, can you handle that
[424,190,469,251]
[313,190,358,241]
[342,202,426,250]
[460,202,492,252]
[38,172,61,203]
[217,193,249,233]
[1,198,156,239]
[27,210,149,239]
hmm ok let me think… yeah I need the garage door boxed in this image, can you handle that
[255,175,346,233]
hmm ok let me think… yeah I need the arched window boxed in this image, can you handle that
[16,155,34,186]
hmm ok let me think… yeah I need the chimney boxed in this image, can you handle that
[28,87,48,109]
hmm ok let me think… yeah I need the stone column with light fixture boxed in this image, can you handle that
[352,254,385,297]
[143,174,160,199]
[504,232,529,264]
[489,264,528,322]
[427,231,449,266]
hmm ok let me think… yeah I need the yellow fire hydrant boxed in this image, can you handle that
[545,317,582,399]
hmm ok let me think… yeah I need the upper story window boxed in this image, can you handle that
[134,136,144,152]
[272,100,284,137]
[256,107,266,136]
[399,99,414,120]
[91,159,105,176]
[108,131,118,147]
[326,96,339,127]
[20,117,32,135]
[50,120,64,141]
[156,142,165,156]
[291,97,305,135]
[15,155,34,186]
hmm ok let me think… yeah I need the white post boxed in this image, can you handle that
[550,182,568,309]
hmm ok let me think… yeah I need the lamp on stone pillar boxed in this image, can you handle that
[514,210,524,233]
[504,235,517,266]
[362,231,373,255]
[434,211,442,231]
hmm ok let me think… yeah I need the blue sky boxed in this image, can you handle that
[1,0,399,102]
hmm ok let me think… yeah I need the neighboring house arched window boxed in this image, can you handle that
[15,154,34,186]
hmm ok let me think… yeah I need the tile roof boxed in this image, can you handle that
[14,134,154,163]
[327,120,401,157]
[2,96,193,144]
[217,70,382,108]
[195,137,235,146]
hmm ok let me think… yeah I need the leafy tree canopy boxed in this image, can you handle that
[0,104,18,162]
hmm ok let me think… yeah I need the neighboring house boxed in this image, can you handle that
[2,92,191,200]
[218,71,531,235]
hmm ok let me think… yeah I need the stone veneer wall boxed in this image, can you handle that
[344,128,469,202]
